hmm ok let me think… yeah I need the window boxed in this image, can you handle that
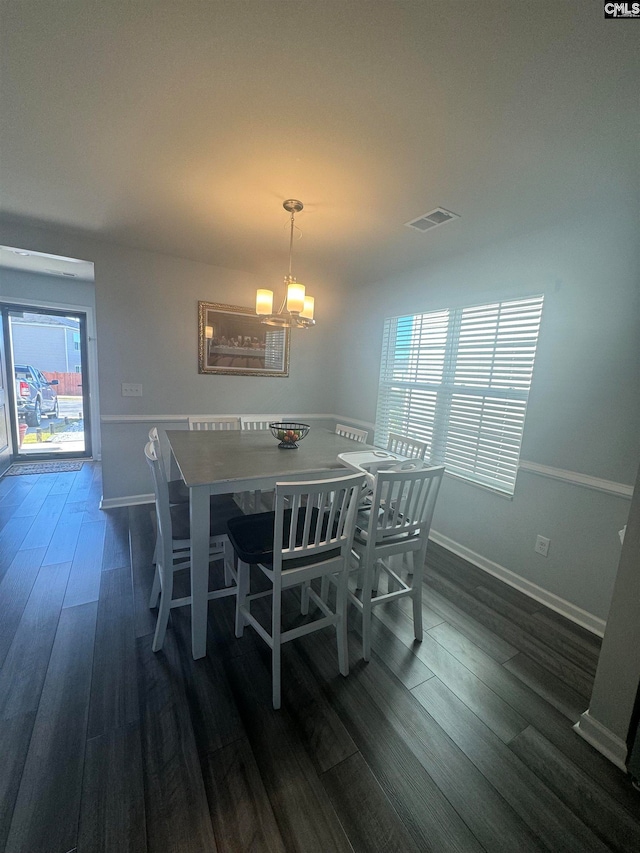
[374,295,544,494]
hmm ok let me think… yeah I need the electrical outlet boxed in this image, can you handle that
[121,383,143,397]
[535,535,550,557]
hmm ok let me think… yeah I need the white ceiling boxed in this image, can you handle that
[0,1,637,288]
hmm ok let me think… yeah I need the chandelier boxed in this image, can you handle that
[255,199,315,328]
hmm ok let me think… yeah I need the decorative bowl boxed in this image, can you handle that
[269,422,310,449]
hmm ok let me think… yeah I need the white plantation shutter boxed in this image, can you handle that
[374,296,544,493]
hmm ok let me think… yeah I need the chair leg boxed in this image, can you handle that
[152,569,173,652]
[148,566,161,609]
[361,560,374,662]
[319,575,330,603]
[152,535,159,565]
[272,588,282,710]
[411,551,425,642]
[301,581,310,614]
[223,539,236,586]
[235,560,250,638]
[335,573,349,676]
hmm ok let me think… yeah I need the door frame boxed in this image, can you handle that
[0,297,101,461]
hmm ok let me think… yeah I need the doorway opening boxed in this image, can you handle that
[1,305,92,460]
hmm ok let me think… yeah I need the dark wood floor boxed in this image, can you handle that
[1,463,639,852]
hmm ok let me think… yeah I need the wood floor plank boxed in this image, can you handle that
[427,578,595,699]
[474,583,599,681]
[504,651,588,722]
[0,561,72,720]
[412,677,615,853]
[77,723,148,853]
[352,608,436,690]
[41,510,83,566]
[0,475,39,508]
[87,566,139,739]
[374,604,528,743]
[510,724,640,853]
[322,752,423,853]
[531,607,601,668]
[5,601,98,853]
[0,517,34,583]
[102,507,131,571]
[48,470,77,496]
[277,642,360,774]
[296,632,487,853]
[0,711,36,852]
[420,581,519,663]
[200,737,287,853]
[345,634,546,853]
[0,547,46,669]
[136,633,218,853]
[63,519,107,608]
[170,606,246,758]
[17,492,67,550]
[424,617,640,814]
[11,473,55,518]
[224,650,354,853]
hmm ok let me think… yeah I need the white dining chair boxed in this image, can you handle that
[335,423,368,443]
[342,464,444,661]
[386,432,428,460]
[227,470,366,709]
[240,415,284,431]
[148,426,241,585]
[149,426,190,505]
[188,416,241,431]
[144,440,243,652]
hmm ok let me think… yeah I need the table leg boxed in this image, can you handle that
[190,484,210,659]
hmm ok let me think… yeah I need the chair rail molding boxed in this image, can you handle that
[518,460,633,499]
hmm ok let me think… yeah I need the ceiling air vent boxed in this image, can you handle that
[405,207,460,233]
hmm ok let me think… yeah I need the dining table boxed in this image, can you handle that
[166,426,374,658]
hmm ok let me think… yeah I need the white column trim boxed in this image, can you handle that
[573,710,628,771]
[519,460,633,499]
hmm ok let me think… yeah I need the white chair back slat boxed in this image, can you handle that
[370,466,444,545]
[335,423,368,443]
[273,473,365,568]
[188,416,241,431]
[386,432,428,460]
[240,415,284,430]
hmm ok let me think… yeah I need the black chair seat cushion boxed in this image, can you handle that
[168,478,190,504]
[170,494,243,540]
[227,507,340,569]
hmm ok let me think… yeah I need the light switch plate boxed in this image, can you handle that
[121,383,143,397]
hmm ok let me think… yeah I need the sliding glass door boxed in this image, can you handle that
[1,304,92,459]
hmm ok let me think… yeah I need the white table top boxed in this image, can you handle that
[166,427,374,491]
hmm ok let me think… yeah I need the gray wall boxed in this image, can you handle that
[333,202,640,622]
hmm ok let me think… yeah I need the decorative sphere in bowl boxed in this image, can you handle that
[269,422,310,449]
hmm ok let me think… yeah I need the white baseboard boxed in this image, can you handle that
[574,710,628,771]
[100,493,154,510]
[429,530,606,637]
